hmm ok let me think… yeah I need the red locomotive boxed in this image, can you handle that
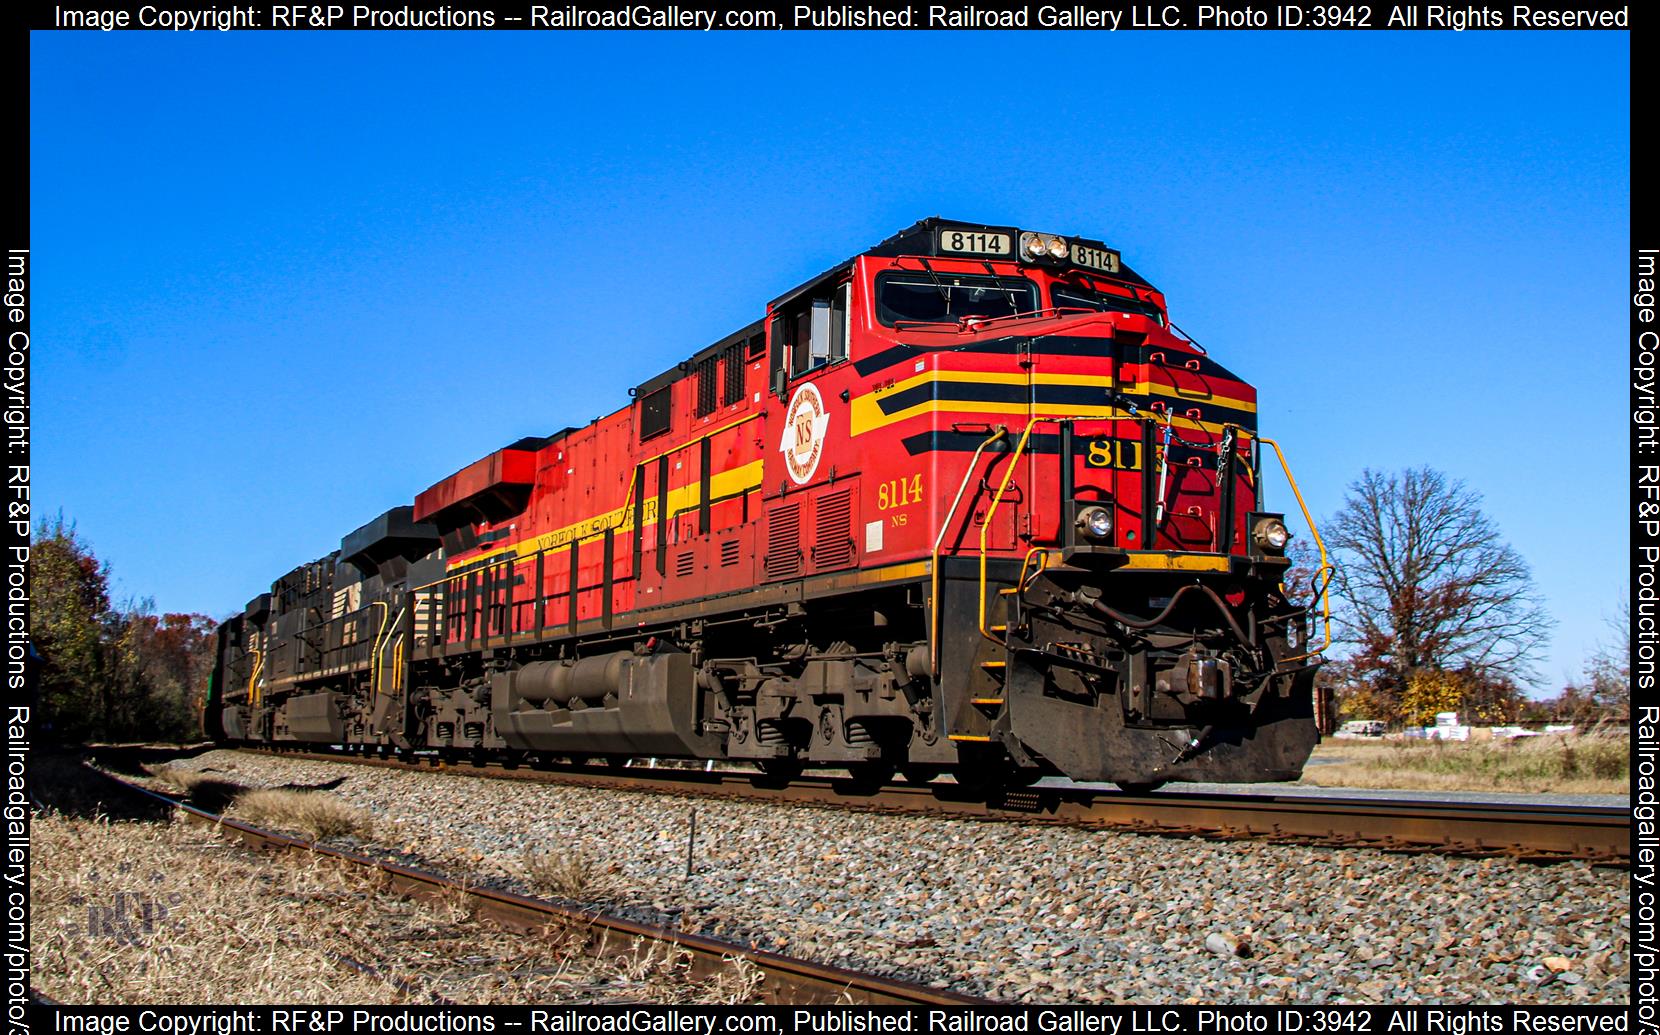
[208,218,1330,790]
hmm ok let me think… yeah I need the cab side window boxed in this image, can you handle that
[771,282,850,383]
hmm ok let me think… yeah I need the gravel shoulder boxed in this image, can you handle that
[124,749,1630,1005]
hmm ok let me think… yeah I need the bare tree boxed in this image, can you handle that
[1577,596,1631,721]
[1325,467,1550,709]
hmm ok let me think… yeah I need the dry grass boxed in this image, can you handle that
[231,789,377,842]
[146,764,223,796]
[32,807,767,1005]
[520,848,620,900]
[1302,733,1629,794]
[136,762,375,843]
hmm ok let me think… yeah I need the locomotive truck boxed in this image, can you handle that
[207,218,1330,790]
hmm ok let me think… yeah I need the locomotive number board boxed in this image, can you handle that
[936,228,1014,257]
[1071,242,1122,274]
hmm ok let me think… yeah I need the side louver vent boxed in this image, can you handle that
[764,502,802,579]
[812,488,854,572]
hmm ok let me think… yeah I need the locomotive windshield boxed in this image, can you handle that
[1052,282,1166,324]
[876,271,1038,326]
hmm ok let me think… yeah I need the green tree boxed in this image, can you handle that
[30,516,114,741]
[31,515,220,743]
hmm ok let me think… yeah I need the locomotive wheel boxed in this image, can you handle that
[1114,781,1167,794]
[755,757,804,782]
[751,757,805,788]
[900,765,942,784]
[842,761,896,791]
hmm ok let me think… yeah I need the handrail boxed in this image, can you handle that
[894,307,1123,337]
[389,634,404,693]
[367,601,391,705]
[975,413,1161,649]
[431,410,768,587]
[246,649,264,708]
[929,428,1007,675]
[977,420,1041,647]
[1015,546,1059,594]
[375,630,407,735]
[1252,435,1332,663]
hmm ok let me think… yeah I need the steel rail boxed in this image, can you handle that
[235,746,1630,865]
[91,766,990,1006]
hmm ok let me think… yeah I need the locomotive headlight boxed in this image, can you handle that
[1252,517,1291,553]
[1022,232,1068,260]
[1077,505,1114,540]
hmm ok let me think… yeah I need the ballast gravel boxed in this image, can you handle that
[161,750,1628,1005]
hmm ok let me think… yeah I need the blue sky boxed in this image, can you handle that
[31,31,1628,693]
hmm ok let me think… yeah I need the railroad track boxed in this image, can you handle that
[84,764,990,1006]
[219,745,1630,865]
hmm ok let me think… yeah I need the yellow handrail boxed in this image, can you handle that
[930,428,1007,674]
[1250,435,1332,663]
[974,413,1160,649]
[433,411,766,585]
[977,420,1041,646]
[368,601,391,703]
[246,649,264,708]
[1015,546,1059,594]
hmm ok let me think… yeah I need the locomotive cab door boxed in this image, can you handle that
[760,280,854,583]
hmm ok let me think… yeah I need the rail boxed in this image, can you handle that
[88,760,990,1006]
[231,747,1630,865]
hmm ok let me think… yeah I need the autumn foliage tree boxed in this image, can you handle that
[1323,467,1548,724]
[31,516,217,743]
[32,517,111,742]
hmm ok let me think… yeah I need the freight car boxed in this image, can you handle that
[206,218,1330,791]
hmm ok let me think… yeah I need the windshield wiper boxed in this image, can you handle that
[976,260,1026,315]
[915,257,954,313]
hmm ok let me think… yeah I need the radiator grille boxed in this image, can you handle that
[764,502,802,579]
[694,355,719,417]
[675,551,696,578]
[720,539,742,567]
[812,488,854,571]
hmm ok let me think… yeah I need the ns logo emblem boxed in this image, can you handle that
[780,382,831,485]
